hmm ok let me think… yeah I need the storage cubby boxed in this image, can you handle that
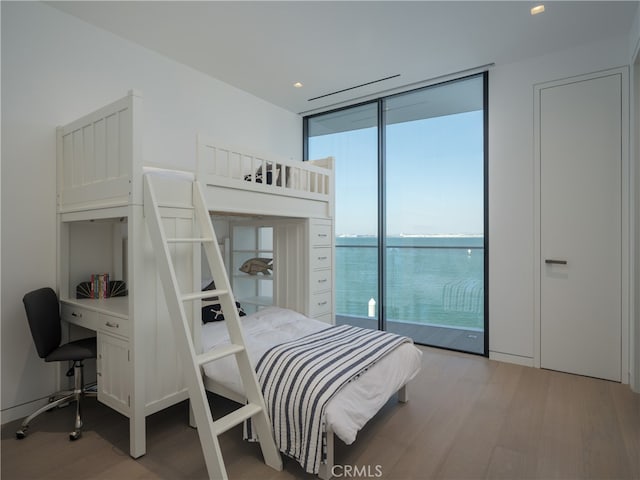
[64,218,127,302]
[231,223,274,314]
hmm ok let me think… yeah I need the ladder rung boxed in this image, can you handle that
[197,344,244,366]
[181,289,229,302]
[156,203,194,210]
[167,237,214,243]
[213,403,263,436]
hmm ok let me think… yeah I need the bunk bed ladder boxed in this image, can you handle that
[143,174,282,480]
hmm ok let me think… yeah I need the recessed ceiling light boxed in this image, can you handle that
[531,4,545,15]
[293,82,303,88]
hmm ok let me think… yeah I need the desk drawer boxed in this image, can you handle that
[309,291,332,316]
[311,247,332,270]
[310,223,332,246]
[310,269,332,293]
[61,303,98,331]
[98,313,130,338]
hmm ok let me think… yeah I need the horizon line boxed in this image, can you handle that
[337,233,484,238]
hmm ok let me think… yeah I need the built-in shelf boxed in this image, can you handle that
[233,273,273,280]
[230,223,273,315]
[237,296,273,307]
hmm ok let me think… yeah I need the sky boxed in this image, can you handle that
[309,110,484,237]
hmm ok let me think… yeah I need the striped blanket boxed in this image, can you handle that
[247,325,411,474]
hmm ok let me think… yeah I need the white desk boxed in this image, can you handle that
[61,297,131,416]
[61,297,129,336]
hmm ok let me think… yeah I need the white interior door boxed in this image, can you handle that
[539,72,622,382]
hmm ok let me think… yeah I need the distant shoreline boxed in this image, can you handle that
[337,233,484,238]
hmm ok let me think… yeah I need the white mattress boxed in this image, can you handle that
[201,307,422,444]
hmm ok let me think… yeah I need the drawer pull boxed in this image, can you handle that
[545,259,567,265]
[105,321,119,329]
[318,278,328,283]
[317,233,328,238]
[317,256,328,261]
[317,301,328,306]
[71,312,82,318]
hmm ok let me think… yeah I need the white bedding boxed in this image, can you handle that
[201,307,422,444]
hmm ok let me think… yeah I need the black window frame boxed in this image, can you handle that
[303,72,489,357]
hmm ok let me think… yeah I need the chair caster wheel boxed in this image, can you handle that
[16,430,26,440]
[69,431,81,441]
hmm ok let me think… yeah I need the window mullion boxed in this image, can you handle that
[378,99,386,332]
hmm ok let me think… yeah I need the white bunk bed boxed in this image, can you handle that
[56,91,421,478]
[195,138,423,478]
[196,134,336,324]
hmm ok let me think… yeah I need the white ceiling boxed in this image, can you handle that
[49,1,638,115]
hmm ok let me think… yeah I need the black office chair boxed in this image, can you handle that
[16,287,97,441]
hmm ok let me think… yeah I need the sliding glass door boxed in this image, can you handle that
[383,76,485,354]
[306,103,379,330]
[305,73,487,355]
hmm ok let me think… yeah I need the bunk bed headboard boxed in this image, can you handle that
[196,135,334,219]
[57,90,143,213]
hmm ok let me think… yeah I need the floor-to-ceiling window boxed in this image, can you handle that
[305,73,487,355]
[305,103,380,329]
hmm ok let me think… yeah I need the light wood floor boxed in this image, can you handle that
[2,346,639,480]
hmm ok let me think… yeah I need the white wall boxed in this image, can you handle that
[489,34,631,368]
[1,2,301,423]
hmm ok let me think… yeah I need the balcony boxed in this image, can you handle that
[335,240,485,354]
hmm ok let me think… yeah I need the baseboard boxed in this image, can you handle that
[1,397,50,426]
[490,351,534,367]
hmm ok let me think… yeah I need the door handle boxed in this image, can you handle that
[545,259,567,265]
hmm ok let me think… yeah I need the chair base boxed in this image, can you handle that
[16,362,96,441]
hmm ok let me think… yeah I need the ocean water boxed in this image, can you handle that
[336,236,485,330]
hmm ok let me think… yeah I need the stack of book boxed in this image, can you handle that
[76,275,127,299]
[91,273,110,299]
[76,273,109,299]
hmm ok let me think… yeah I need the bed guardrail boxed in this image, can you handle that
[196,135,334,203]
